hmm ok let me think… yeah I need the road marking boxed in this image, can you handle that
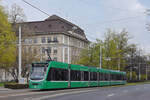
[107,93,115,97]
[24,89,98,100]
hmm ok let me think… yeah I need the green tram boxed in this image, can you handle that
[29,61,126,90]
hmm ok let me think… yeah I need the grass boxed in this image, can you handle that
[103,81,150,88]
[126,81,150,86]
[0,82,17,87]
[0,83,4,87]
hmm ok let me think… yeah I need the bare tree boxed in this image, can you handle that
[9,3,26,24]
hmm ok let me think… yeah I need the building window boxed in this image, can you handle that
[47,37,51,43]
[53,36,58,42]
[48,24,52,28]
[24,47,27,53]
[64,36,68,44]
[29,39,32,44]
[41,37,46,43]
[28,47,31,53]
[34,38,37,43]
[54,48,57,54]
[47,47,51,53]
[53,57,57,61]
[65,48,68,61]
[33,48,37,54]
[24,39,28,44]
[42,47,45,54]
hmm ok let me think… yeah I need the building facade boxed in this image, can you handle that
[0,15,89,82]
[21,15,89,63]
[0,69,13,82]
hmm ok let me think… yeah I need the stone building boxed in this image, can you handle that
[21,15,89,63]
[0,15,89,82]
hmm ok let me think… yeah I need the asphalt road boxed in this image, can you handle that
[0,84,150,100]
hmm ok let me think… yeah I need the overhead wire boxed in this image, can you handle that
[21,0,148,42]
[22,0,50,17]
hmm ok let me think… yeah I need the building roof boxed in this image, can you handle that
[19,15,88,41]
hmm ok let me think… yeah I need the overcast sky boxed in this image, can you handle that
[1,0,150,54]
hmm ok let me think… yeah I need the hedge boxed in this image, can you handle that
[4,83,29,89]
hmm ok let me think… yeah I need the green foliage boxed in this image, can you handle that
[0,5,16,67]
[0,83,4,87]
[77,29,130,71]
[141,74,146,80]
[132,71,137,80]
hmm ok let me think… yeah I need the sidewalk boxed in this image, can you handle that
[0,87,11,91]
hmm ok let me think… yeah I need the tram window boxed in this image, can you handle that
[110,74,115,80]
[93,72,97,81]
[105,74,109,81]
[102,73,105,81]
[122,75,124,80]
[116,74,120,80]
[90,72,93,81]
[81,71,84,81]
[110,74,112,80]
[99,73,104,81]
[120,75,122,80]
[104,74,106,80]
[113,74,118,80]
[70,70,81,81]
[84,71,89,81]
[113,74,116,80]
[123,75,125,80]
[124,75,127,80]
[47,68,68,81]
[90,72,97,81]
[111,74,113,80]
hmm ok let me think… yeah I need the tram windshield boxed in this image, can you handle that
[30,63,48,80]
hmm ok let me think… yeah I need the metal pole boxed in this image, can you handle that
[18,26,22,83]
[40,45,42,61]
[100,45,102,69]
[68,36,70,64]
[138,48,141,81]
[63,35,65,62]
[118,58,120,71]
[139,63,141,80]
